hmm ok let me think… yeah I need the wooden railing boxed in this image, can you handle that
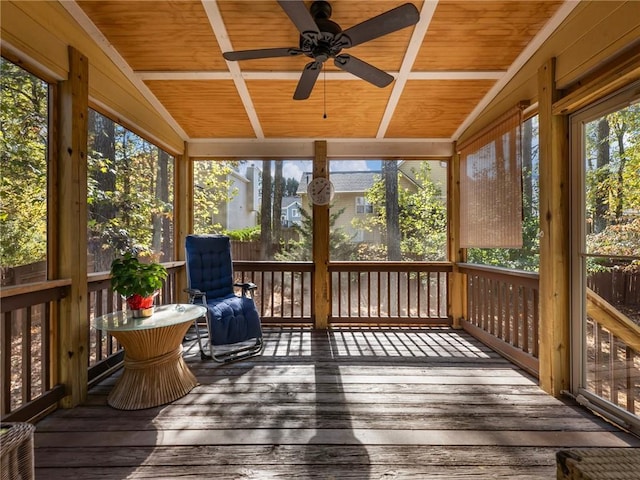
[233,261,314,324]
[458,263,540,376]
[586,289,640,416]
[329,262,452,324]
[1,280,70,421]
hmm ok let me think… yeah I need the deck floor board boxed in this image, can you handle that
[34,327,639,479]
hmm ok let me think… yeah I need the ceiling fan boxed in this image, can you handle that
[222,0,420,100]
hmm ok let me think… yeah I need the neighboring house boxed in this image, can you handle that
[281,196,302,228]
[297,161,447,244]
[211,165,260,231]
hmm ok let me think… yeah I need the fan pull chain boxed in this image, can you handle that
[323,69,327,119]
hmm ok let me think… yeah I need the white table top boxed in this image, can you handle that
[92,303,207,332]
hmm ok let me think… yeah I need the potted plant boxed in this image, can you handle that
[110,252,168,317]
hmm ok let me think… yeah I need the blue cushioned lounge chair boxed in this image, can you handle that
[185,234,263,362]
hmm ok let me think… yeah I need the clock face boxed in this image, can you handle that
[307,177,334,205]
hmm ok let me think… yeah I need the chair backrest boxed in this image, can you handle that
[185,234,235,300]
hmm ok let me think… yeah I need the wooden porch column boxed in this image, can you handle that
[448,150,466,328]
[57,46,89,408]
[312,140,330,329]
[538,58,570,396]
[174,142,192,302]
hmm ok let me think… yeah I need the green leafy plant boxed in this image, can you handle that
[110,252,168,300]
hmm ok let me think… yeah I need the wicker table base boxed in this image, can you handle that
[0,422,35,480]
[557,448,640,480]
[108,321,198,410]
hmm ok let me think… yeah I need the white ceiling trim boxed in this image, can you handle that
[201,0,264,139]
[376,0,440,139]
[61,1,189,140]
[452,0,581,140]
[135,70,506,81]
[187,138,454,158]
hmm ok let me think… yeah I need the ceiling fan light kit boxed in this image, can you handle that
[222,0,420,100]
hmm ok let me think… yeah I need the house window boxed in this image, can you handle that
[292,208,299,217]
[355,197,374,214]
[87,110,175,272]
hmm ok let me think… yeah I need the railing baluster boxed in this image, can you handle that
[23,307,32,402]
[2,311,12,415]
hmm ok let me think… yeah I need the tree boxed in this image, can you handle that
[0,59,48,268]
[383,160,401,260]
[192,160,235,234]
[260,160,273,259]
[272,160,284,248]
[357,162,447,261]
[276,201,357,261]
[284,177,300,196]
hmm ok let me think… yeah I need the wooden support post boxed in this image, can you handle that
[174,142,192,302]
[57,46,89,408]
[448,150,466,328]
[312,140,330,329]
[538,58,571,396]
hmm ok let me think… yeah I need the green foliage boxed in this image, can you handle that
[0,58,48,268]
[354,162,447,261]
[276,201,358,261]
[224,226,261,241]
[110,252,168,298]
[87,110,175,271]
[192,161,237,234]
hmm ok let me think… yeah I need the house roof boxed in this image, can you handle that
[298,171,380,194]
[281,196,301,209]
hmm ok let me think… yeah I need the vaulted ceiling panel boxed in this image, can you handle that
[144,80,254,138]
[69,0,573,144]
[77,0,226,71]
[248,80,391,138]
[414,0,564,71]
[386,80,496,138]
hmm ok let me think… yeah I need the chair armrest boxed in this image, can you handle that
[234,282,257,297]
[184,288,206,303]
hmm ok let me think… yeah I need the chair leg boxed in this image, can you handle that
[192,316,212,360]
[210,337,264,363]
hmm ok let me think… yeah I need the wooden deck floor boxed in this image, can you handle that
[34,327,640,479]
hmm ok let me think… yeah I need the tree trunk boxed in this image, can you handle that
[153,148,171,260]
[594,118,610,233]
[614,126,626,221]
[260,160,273,259]
[522,118,534,218]
[273,160,284,251]
[384,160,401,260]
[88,112,116,272]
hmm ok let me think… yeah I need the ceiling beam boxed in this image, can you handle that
[135,70,506,81]
[187,138,453,159]
[376,0,440,139]
[201,1,264,139]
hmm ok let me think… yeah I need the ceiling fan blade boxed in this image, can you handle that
[334,54,393,88]
[277,0,320,40]
[223,47,302,61]
[293,62,322,100]
[339,3,420,48]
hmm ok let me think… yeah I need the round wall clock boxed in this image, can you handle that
[306,177,335,205]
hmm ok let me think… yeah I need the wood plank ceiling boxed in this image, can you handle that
[72,0,565,142]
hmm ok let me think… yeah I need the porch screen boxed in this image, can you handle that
[459,108,523,248]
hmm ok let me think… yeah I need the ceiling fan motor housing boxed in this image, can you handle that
[300,1,345,61]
